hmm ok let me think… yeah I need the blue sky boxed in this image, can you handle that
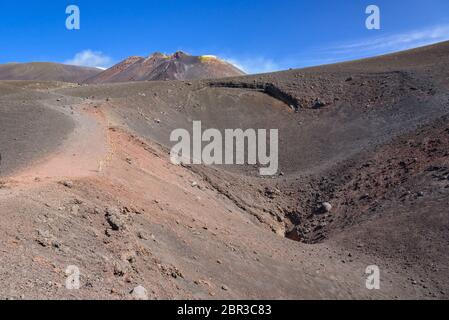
[1,0,449,73]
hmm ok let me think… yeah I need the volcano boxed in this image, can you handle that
[85,51,245,83]
[1,41,449,300]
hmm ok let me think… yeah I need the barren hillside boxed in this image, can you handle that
[0,63,101,83]
[1,41,448,299]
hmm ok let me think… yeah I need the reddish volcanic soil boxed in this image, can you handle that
[1,42,449,299]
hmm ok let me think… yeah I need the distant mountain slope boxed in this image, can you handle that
[0,62,102,83]
[85,51,245,83]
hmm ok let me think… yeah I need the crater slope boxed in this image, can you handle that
[1,41,449,299]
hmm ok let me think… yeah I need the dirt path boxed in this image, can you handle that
[5,103,109,185]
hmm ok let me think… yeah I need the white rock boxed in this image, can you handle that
[322,202,332,212]
[131,285,148,300]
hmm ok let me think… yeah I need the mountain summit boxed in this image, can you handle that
[85,51,245,83]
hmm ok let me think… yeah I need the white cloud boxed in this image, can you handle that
[222,56,281,74]
[64,50,113,69]
[327,24,449,58]
[217,24,449,74]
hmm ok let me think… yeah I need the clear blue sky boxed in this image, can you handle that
[1,0,449,73]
